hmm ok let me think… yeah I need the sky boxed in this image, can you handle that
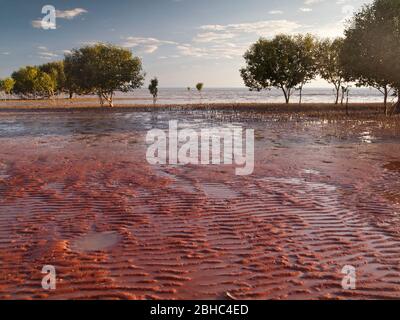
[0,0,373,87]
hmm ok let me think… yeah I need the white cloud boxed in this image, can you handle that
[121,37,177,54]
[31,19,56,29]
[342,4,355,16]
[269,10,284,15]
[36,46,60,60]
[303,4,355,38]
[304,0,325,5]
[171,19,306,60]
[194,32,236,43]
[170,19,303,60]
[56,8,88,20]
[177,45,209,58]
[40,52,59,58]
[120,3,357,62]
[158,54,181,59]
[176,43,246,59]
[199,20,302,36]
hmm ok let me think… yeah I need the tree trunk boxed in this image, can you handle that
[69,91,73,99]
[334,85,340,105]
[341,88,345,105]
[98,92,104,107]
[282,87,290,104]
[107,93,114,107]
[384,86,388,116]
[299,85,303,104]
[109,92,114,107]
[100,92,114,107]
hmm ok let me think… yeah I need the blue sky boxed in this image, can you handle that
[0,0,372,87]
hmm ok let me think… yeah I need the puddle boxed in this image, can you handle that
[259,176,337,192]
[72,232,121,252]
[302,169,321,175]
[360,131,375,144]
[202,183,239,200]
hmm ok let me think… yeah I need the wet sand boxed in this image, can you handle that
[1,109,400,300]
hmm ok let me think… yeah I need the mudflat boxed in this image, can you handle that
[0,107,400,299]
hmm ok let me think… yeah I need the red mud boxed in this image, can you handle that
[1,111,400,300]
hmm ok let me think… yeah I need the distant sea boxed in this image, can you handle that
[114,87,390,105]
[1,87,393,106]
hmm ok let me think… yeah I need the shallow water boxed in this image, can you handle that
[0,87,390,107]
[72,232,121,253]
[0,110,400,300]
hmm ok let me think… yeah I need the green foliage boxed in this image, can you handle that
[196,83,204,92]
[240,34,317,103]
[38,61,66,95]
[148,77,159,104]
[194,83,204,104]
[196,83,204,103]
[12,66,56,99]
[295,35,318,84]
[315,38,347,104]
[294,34,318,103]
[64,43,145,107]
[341,0,400,112]
[0,77,15,96]
[372,0,400,90]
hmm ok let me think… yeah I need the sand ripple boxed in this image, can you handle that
[0,114,400,300]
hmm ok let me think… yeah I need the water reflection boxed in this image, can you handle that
[0,111,398,148]
[360,131,375,144]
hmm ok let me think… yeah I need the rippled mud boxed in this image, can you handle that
[1,111,400,300]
